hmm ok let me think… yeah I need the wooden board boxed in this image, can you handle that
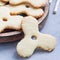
[0,2,49,43]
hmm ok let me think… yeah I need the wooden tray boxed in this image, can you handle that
[0,2,49,43]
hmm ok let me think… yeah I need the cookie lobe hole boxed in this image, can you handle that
[3,18,7,21]
[31,35,37,40]
[26,5,29,8]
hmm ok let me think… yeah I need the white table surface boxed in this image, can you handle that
[0,0,60,60]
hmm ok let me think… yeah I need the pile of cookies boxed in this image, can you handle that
[0,0,48,32]
[0,0,56,58]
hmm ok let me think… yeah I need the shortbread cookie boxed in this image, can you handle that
[17,16,56,57]
[6,5,44,18]
[0,6,23,32]
[9,0,48,8]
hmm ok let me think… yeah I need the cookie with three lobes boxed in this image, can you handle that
[9,0,48,8]
[6,4,44,18]
[17,16,56,57]
[0,6,23,32]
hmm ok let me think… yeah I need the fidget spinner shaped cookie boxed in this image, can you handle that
[17,16,56,57]
[1,0,48,8]
[0,6,23,32]
[6,4,44,18]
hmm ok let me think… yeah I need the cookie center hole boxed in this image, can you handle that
[20,13,28,17]
[3,18,7,21]
[26,5,29,8]
[31,35,37,40]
